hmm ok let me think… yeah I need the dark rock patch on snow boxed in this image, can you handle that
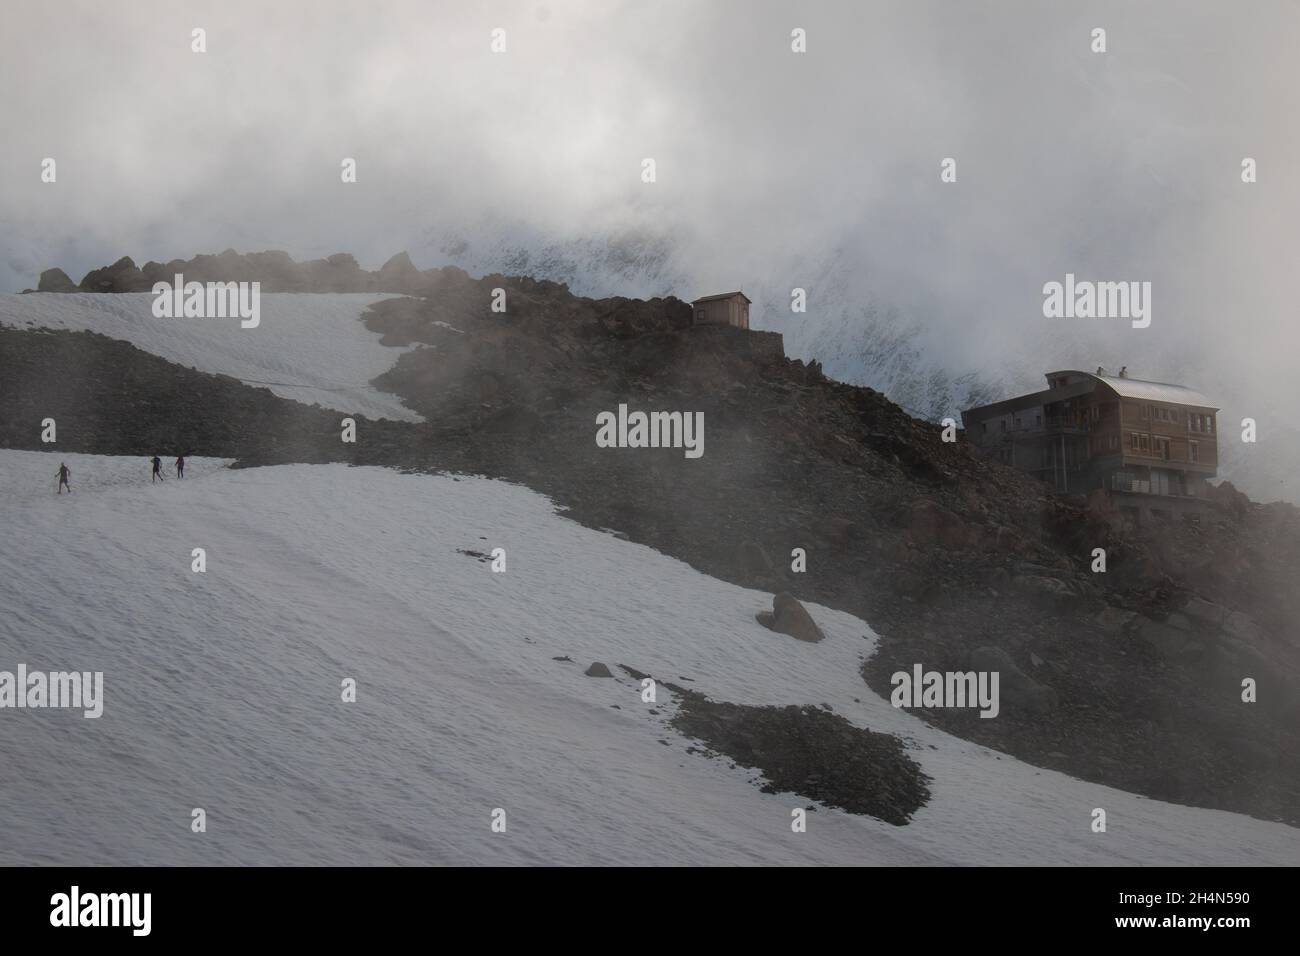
[671,689,930,825]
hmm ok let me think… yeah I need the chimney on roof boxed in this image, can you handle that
[1119,366,1128,378]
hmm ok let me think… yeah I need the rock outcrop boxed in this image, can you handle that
[37,267,77,292]
[79,256,152,293]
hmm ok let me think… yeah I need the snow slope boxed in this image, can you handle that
[0,293,421,423]
[1,449,1296,866]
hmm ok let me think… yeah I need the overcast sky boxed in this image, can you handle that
[2,0,1297,436]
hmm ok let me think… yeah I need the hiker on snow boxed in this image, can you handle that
[175,455,186,479]
[56,462,71,494]
[151,456,164,483]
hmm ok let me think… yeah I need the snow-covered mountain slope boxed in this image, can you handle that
[0,293,421,423]
[1,448,1295,866]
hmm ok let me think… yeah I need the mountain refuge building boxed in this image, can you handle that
[691,291,751,330]
[961,368,1219,512]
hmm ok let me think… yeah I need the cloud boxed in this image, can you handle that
[2,0,1297,495]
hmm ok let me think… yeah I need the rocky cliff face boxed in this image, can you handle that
[10,251,1300,825]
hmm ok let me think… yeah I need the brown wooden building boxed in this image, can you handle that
[961,368,1219,511]
[691,291,751,329]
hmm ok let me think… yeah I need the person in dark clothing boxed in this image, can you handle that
[151,456,164,483]
[175,455,186,479]
[56,462,71,494]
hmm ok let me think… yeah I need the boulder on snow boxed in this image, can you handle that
[584,662,614,677]
[756,592,825,643]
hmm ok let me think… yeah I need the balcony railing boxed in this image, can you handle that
[1000,416,1089,435]
[1043,416,1089,432]
[1111,475,1150,494]
[1110,474,1199,498]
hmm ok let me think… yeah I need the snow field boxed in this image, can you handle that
[0,293,422,422]
[1,450,1297,865]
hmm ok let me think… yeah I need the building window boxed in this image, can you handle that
[1190,441,1199,463]
[1206,416,1214,434]
[1035,414,1041,427]
[1129,432,1137,450]
[982,422,988,434]
[1139,434,1149,452]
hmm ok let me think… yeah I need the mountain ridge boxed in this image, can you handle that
[5,255,1299,826]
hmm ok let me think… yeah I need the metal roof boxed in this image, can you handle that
[962,380,1094,419]
[691,291,751,305]
[1046,370,1218,409]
